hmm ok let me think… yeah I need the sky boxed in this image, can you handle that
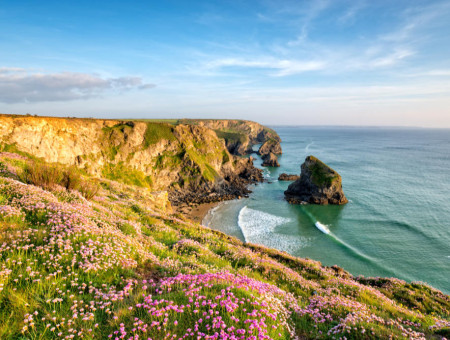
[1,0,450,127]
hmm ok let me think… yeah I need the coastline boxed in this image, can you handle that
[176,201,220,224]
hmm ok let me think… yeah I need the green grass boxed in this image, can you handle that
[154,151,184,170]
[214,129,248,144]
[0,143,38,161]
[102,162,153,188]
[308,156,339,187]
[118,222,137,235]
[143,122,176,147]
[0,145,448,340]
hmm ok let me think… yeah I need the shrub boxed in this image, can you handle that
[119,222,137,235]
[60,166,82,191]
[19,162,63,190]
[19,161,99,199]
[78,179,100,199]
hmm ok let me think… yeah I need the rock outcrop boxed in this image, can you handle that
[284,156,348,205]
[261,152,280,167]
[278,173,300,181]
[182,119,281,156]
[258,139,282,156]
[0,114,265,206]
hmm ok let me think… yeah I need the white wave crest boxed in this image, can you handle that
[237,206,307,252]
[314,221,331,234]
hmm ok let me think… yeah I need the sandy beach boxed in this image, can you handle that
[176,202,220,224]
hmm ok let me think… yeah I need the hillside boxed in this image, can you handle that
[0,115,449,339]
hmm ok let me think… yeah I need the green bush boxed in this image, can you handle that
[19,161,99,199]
[60,166,82,190]
[20,162,63,190]
[78,179,100,199]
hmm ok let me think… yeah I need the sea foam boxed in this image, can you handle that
[237,206,306,252]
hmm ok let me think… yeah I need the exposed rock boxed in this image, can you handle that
[278,173,300,181]
[169,156,263,205]
[0,114,265,206]
[224,139,252,156]
[261,152,280,167]
[258,139,282,156]
[284,155,348,205]
[214,131,252,156]
[187,119,281,156]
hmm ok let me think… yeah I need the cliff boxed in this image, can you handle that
[0,114,269,205]
[285,155,348,205]
[0,148,448,339]
[176,119,281,155]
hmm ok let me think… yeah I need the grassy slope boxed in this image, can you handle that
[0,152,449,340]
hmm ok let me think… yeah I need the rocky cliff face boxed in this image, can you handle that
[0,114,265,205]
[278,173,300,181]
[284,155,348,205]
[179,119,281,156]
[257,139,282,156]
[261,152,280,167]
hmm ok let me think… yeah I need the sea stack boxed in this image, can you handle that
[284,155,348,205]
[262,152,280,167]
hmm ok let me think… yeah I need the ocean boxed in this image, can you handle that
[204,127,450,293]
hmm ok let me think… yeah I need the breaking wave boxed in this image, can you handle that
[237,206,308,253]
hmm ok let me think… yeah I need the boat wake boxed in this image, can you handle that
[305,141,314,153]
[302,207,378,264]
[315,221,330,234]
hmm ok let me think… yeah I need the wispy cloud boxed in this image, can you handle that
[338,0,366,24]
[205,58,326,76]
[286,0,331,46]
[369,49,415,68]
[0,68,155,103]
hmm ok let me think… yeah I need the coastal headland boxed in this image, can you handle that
[0,113,448,339]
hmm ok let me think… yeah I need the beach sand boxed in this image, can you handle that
[176,202,219,224]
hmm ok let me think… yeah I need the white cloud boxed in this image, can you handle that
[206,58,325,76]
[370,49,415,68]
[0,68,155,103]
[338,1,366,24]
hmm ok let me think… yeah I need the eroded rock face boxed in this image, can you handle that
[258,140,282,156]
[278,173,300,181]
[0,114,264,205]
[261,152,280,167]
[284,156,348,205]
[191,119,281,156]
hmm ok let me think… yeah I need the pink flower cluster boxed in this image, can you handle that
[109,272,296,339]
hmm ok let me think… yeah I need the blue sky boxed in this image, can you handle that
[1,0,450,126]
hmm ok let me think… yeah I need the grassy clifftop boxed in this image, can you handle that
[0,150,449,339]
[135,118,281,156]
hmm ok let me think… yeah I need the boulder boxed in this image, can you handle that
[258,139,282,156]
[278,173,300,181]
[261,152,280,167]
[284,155,348,205]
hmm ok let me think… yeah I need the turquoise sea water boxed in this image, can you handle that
[204,127,450,293]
